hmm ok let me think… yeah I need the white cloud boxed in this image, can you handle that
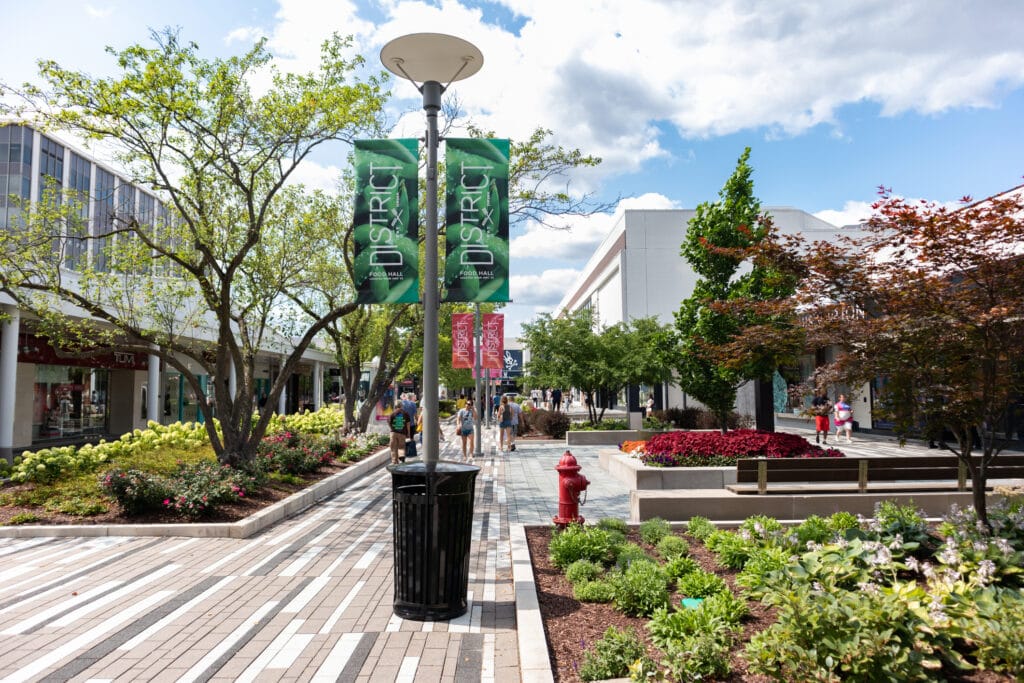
[225,27,266,45]
[814,201,873,228]
[510,268,581,308]
[287,160,344,193]
[84,4,113,19]
[511,192,679,260]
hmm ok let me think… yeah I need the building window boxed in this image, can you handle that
[0,124,33,231]
[66,152,91,269]
[93,168,116,271]
[33,365,109,442]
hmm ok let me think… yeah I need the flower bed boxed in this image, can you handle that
[637,429,842,467]
[530,500,1024,681]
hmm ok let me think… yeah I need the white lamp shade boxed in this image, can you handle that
[380,33,483,84]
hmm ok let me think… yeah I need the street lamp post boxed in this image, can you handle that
[380,33,483,621]
[381,33,482,467]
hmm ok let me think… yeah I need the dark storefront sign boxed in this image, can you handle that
[15,334,149,370]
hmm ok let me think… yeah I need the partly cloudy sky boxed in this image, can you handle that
[4,0,1023,334]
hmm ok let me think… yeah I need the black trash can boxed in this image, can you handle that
[389,460,480,620]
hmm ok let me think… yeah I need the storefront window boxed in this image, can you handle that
[33,366,109,442]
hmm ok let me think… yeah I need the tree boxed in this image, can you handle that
[782,187,1024,527]
[0,29,387,465]
[673,147,799,432]
[521,309,675,423]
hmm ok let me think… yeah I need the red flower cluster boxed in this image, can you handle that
[641,429,843,466]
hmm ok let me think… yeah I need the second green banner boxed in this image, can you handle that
[443,138,510,303]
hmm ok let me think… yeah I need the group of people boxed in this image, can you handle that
[453,393,525,460]
[810,391,855,444]
[528,387,567,411]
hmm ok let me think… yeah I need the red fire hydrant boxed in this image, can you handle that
[553,450,590,528]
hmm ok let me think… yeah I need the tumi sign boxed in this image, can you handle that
[15,335,149,370]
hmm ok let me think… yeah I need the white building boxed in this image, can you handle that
[0,123,334,459]
[552,207,873,425]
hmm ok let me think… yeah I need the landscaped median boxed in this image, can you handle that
[526,500,1024,682]
[0,406,390,537]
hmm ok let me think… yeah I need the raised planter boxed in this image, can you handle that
[566,429,662,446]
[598,448,736,489]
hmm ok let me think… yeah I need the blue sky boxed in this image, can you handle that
[3,0,1023,336]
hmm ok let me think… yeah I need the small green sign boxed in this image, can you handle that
[352,139,420,304]
[443,138,510,302]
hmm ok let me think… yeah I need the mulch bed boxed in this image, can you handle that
[525,525,1013,683]
[0,459,361,527]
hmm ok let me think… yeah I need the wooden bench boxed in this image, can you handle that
[729,454,1024,495]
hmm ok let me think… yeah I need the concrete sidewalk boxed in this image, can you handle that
[0,423,629,682]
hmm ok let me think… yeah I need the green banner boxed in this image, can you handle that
[352,139,420,304]
[443,138,510,302]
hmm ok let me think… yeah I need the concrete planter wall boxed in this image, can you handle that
[598,448,736,490]
[565,429,666,446]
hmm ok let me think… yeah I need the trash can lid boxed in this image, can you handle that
[388,461,480,475]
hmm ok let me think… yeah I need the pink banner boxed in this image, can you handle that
[451,313,474,368]
[481,313,504,369]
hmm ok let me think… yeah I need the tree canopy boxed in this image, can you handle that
[0,29,387,464]
[673,147,800,431]
[777,187,1024,525]
[521,309,675,423]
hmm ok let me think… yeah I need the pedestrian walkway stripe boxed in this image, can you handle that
[396,655,419,682]
[118,575,237,651]
[310,632,364,682]
[319,580,366,634]
[178,601,280,683]
[55,537,129,565]
[235,618,305,683]
[48,563,179,630]
[159,537,200,555]
[199,541,250,574]
[280,545,325,577]
[0,590,174,683]
[1,580,121,635]
[353,541,385,570]
[0,538,56,558]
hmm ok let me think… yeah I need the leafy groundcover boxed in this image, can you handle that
[634,429,843,467]
[527,501,1024,682]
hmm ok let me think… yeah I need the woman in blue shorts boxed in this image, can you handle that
[456,402,477,461]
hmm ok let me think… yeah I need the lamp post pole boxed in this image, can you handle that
[421,79,442,465]
[474,303,483,457]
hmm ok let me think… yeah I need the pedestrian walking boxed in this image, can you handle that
[833,394,854,443]
[810,391,832,444]
[552,388,562,412]
[509,399,522,452]
[497,396,513,453]
[388,401,413,464]
[456,401,477,461]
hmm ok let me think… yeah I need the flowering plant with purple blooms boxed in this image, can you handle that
[640,429,843,466]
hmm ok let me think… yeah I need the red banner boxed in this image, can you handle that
[481,313,503,369]
[451,313,474,369]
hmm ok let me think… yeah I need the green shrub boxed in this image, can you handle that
[795,514,834,548]
[686,515,717,541]
[648,604,733,651]
[46,496,108,516]
[579,626,649,682]
[573,579,616,603]
[164,461,254,519]
[828,510,861,534]
[615,542,653,570]
[739,515,784,541]
[613,560,669,616]
[656,534,690,559]
[745,579,949,681]
[5,512,40,525]
[872,500,931,546]
[565,559,604,585]
[661,633,732,681]
[99,468,170,516]
[665,555,700,580]
[705,530,754,569]
[736,545,792,591]
[528,409,571,439]
[570,419,628,431]
[596,517,628,534]
[958,589,1024,677]
[639,517,671,545]
[702,589,749,625]
[676,568,727,598]
[549,524,614,569]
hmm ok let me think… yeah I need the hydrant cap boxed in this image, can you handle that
[555,450,581,474]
